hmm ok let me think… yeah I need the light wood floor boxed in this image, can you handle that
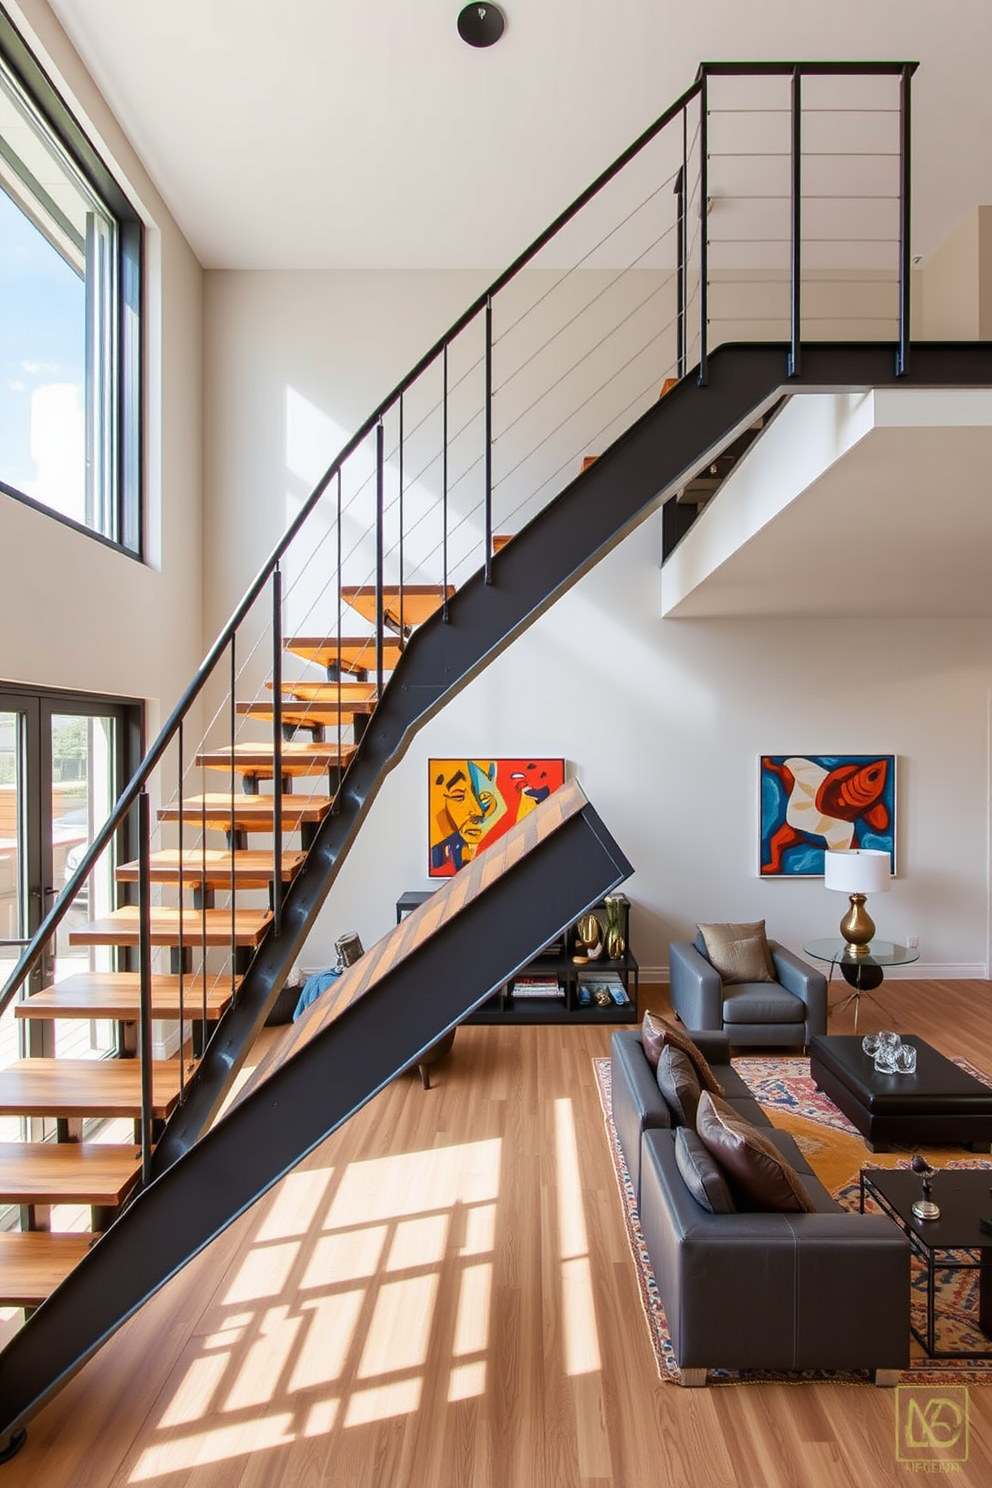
[3,978,992,1487]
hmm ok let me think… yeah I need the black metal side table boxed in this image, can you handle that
[861,1165,992,1358]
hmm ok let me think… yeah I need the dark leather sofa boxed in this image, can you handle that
[610,1028,910,1385]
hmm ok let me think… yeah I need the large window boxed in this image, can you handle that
[0,8,141,554]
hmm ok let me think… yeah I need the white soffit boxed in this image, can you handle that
[660,388,992,619]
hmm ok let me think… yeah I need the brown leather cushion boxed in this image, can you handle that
[656,1043,702,1127]
[697,920,775,984]
[674,1127,736,1213]
[640,1011,724,1094]
[695,1091,816,1213]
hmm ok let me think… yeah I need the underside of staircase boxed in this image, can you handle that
[0,780,631,1442]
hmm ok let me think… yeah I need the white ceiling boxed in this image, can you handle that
[34,0,992,271]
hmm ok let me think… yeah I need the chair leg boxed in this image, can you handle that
[418,1063,431,1090]
[679,1368,707,1388]
[874,1369,899,1388]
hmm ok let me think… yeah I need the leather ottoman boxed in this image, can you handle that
[810,1034,992,1153]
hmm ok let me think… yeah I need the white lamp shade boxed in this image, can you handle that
[823,848,891,894]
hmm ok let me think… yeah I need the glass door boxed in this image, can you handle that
[0,686,139,1068]
[0,699,31,1142]
[50,710,120,1059]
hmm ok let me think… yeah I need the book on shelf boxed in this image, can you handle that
[512,976,564,999]
[577,971,629,1006]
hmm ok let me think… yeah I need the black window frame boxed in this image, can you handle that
[0,3,143,559]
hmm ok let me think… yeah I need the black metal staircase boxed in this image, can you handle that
[4,58,992,1453]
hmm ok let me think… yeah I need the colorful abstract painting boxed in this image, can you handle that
[428,758,566,877]
[759,754,896,877]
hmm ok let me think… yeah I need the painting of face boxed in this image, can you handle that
[759,754,896,876]
[428,758,565,876]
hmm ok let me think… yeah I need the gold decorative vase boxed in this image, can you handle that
[573,913,603,963]
[604,896,626,960]
[839,893,875,956]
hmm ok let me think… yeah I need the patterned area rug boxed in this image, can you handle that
[593,1053,992,1386]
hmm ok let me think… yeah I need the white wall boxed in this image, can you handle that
[320,548,992,981]
[0,0,203,732]
[203,269,992,985]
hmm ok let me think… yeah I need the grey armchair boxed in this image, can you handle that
[669,935,827,1049]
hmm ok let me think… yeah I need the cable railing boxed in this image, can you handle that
[0,60,917,1197]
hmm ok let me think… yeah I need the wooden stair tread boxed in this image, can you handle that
[158,793,334,827]
[492,534,513,551]
[237,701,375,726]
[0,1142,142,1205]
[265,680,377,703]
[0,1060,190,1120]
[340,585,453,629]
[266,682,378,705]
[0,1231,97,1308]
[16,973,235,1021]
[285,636,404,673]
[195,741,356,775]
[117,849,306,888]
[69,906,272,949]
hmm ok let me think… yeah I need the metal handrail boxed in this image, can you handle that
[0,59,919,1092]
[0,71,706,1012]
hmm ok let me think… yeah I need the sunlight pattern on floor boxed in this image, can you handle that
[131,1136,502,1480]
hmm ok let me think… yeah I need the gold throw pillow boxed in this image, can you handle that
[697,920,775,984]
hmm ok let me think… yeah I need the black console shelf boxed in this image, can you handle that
[396,890,639,1025]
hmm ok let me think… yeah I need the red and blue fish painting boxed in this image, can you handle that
[759,755,895,876]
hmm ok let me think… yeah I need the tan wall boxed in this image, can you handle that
[918,204,992,339]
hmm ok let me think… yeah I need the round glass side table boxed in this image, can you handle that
[803,938,920,1031]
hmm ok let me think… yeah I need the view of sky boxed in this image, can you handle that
[0,184,85,516]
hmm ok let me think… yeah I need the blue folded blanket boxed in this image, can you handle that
[293,966,341,1021]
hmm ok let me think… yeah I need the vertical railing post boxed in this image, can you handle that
[789,66,803,378]
[675,160,686,379]
[698,72,709,386]
[484,297,493,584]
[137,790,153,1185]
[229,636,236,1001]
[335,470,342,806]
[897,63,913,377]
[199,789,207,1029]
[176,723,185,1101]
[442,344,450,620]
[398,397,405,640]
[271,565,283,937]
[375,421,385,692]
